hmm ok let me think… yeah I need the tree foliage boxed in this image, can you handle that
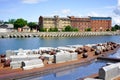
[111,27,116,31]
[64,26,79,32]
[14,18,27,29]
[0,20,4,24]
[27,22,37,30]
[114,24,120,30]
[39,28,47,32]
[8,19,16,24]
[111,24,120,31]
[48,27,58,32]
[85,28,91,31]
[73,28,79,32]
[106,29,110,31]
[64,26,73,31]
[0,19,16,24]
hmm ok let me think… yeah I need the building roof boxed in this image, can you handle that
[102,62,120,71]
[0,24,14,29]
[0,24,8,28]
[6,24,14,28]
[90,17,111,20]
[40,16,112,21]
[23,25,30,29]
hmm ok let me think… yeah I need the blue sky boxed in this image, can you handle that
[0,0,120,25]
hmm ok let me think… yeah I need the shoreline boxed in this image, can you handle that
[0,32,120,38]
[0,44,119,80]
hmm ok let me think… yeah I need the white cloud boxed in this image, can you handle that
[21,0,46,4]
[87,12,100,17]
[84,0,120,25]
[114,7,120,16]
[61,9,71,14]
[87,12,105,17]
[86,11,120,25]
[118,0,120,6]
[51,9,72,16]
[113,0,120,16]
[112,0,120,25]
[104,6,115,9]
[112,15,120,25]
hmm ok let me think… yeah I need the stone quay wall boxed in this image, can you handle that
[0,32,120,38]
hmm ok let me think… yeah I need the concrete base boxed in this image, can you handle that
[84,78,103,80]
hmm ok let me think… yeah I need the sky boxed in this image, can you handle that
[0,0,120,25]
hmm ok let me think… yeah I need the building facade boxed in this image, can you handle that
[0,24,14,32]
[39,16,112,32]
[39,16,70,31]
[90,17,111,31]
[69,16,91,31]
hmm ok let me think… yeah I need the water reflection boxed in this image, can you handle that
[54,68,75,77]
[19,60,107,80]
[109,49,120,58]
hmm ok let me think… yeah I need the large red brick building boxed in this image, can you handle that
[69,16,112,31]
[69,16,91,31]
[90,17,111,31]
[39,16,112,32]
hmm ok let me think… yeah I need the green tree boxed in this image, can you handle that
[48,28,53,32]
[64,26,73,31]
[111,27,116,31]
[73,28,78,32]
[0,20,4,24]
[114,24,120,30]
[48,27,58,32]
[27,22,37,30]
[8,19,16,24]
[4,21,9,24]
[106,29,110,31]
[111,24,120,31]
[14,18,27,29]
[85,28,91,31]
[53,27,58,32]
[39,28,47,32]
[3,19,16,24]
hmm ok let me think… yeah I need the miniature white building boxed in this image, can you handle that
[0,24,14,32]
[99,62,120,80]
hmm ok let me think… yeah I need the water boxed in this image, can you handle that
[0,35,120,54]
[109,49,120,58]
[0,35,120,80]
[19,60,107,80]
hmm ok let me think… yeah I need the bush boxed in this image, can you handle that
[85,28,91,31]
[114,24,120,30]
[48,27,58,32]
[111,24,120,31]
[39,28,47,32]
[106,29,110,31]
[73,28,79,32]
[64,26,78,32]
[64,26,73,31]
[28,22,37,30]
[111,27,116,31]
[54,27,58,32]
